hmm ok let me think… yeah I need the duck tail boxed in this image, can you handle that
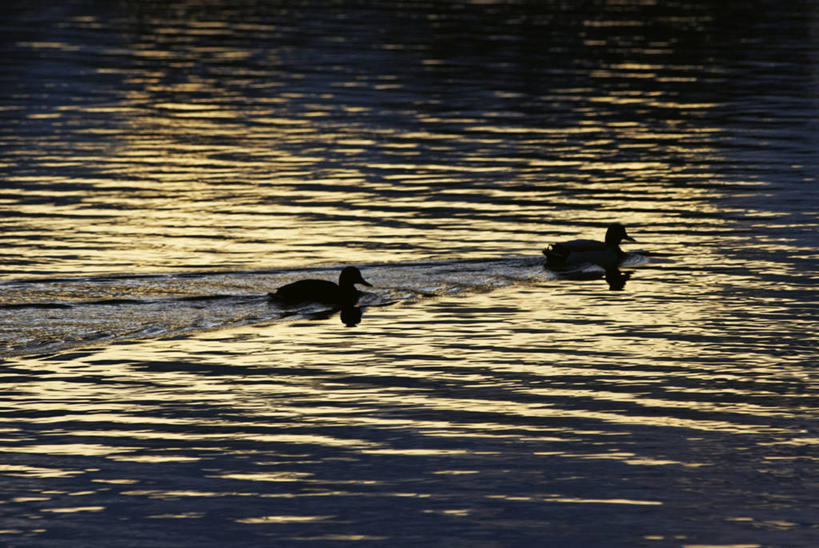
[543,244,569,268]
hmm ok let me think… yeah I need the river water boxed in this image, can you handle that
[1,1,817,546]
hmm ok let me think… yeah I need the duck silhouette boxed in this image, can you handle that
[544,223,635,270]
[270,266,372,307]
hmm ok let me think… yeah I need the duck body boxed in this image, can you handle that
[273,279,350,305]
[270,266,372,307]
[547,242,623,270]
[544,223,634,270]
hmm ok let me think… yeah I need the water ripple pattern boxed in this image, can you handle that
[0,1,817,547]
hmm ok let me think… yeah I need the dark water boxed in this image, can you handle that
[1,1,817,546]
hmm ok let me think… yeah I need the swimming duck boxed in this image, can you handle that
[270,266,372,307]
[544,223,635,270]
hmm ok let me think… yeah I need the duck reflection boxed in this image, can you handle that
[284,304,365,327]
[547,265,633,291]
[340,305,363,327]
[605,268,631,291]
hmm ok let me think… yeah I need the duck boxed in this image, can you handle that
[544,223,635,270]
[270,266,372,307]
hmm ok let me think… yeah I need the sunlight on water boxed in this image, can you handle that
[8,4,810,277]
[1,0,817,546]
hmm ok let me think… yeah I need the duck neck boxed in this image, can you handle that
[338,283,359,306]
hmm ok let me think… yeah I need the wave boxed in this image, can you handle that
[1,256,568,356]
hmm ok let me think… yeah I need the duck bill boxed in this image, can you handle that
[624,234,636,242]
[359,278,373,287]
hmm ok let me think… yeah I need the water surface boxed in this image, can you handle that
[1,1,817,546]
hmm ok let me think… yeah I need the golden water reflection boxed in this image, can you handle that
[2,2,816,545]
[2,8,782,277]
[4,278,813,471]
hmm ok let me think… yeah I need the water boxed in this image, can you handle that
[1,1,817,546]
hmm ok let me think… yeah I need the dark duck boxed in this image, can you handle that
[543,223,635,270]
[270,266,372,307]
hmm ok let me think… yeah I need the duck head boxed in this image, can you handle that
[339,266,372,288]
[605,223,635,245]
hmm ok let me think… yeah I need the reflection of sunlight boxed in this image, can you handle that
[236,515,334,524]
[0,444,132,456]
[364,448,470,456]
[0,464,84,478]
[43,506,105,513]
[3,33,758,277]
[0,5,814,545]
[216,472,313,482]
[5,248,803,461]
[540,497,661,506]
[110,455,200,463]
[149,513,206,519]
[122,490,223,498]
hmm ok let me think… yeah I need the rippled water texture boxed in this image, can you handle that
[1,1,817,546]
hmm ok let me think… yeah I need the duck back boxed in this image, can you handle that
[545,240,622,269]
[564,246,622,269]
[272,279,342,305]
[552,239,607,253]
